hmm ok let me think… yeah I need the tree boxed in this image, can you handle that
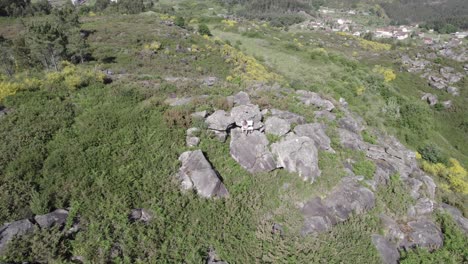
[94,0,109,12]
[198,24,211,36]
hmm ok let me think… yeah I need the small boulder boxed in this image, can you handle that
[34,209,69,229]
[403,219,443,251]
[230,104,263,130]
[205,110,234,131]
[203,77,218,86]
[129,209,152,223]
[177,150,229,198]
[421,93,438,106]
[314,110,336,121]
[338,116,364,134]
[264,117,290,137]
[0,219,35,254]
[232,91,251,106]
[408,198,434,217]
[380,214,405,243]
[229,129,276,173]
[271,134,320,182]
[301,197,337,234]
[372,234,400,264]
[296,90,335,112]
[191,110,208,119]
[337,128,367,150]
[186,128,201,147]
[442,100,452,109]
[447,86,459,96]
[270,109,306,125]
[440,203,468,234]
[294,123,334,152]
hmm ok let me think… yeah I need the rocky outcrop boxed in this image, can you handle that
[372,234,400,264]
[264,117,290,136]
[302,177,375,235]
[401,219,443,251]
[271,134,320,182]
[129,209,152,223]
[177,150,228,198]
[186,127,201,147]
[0,209,72,254]
[294,123,334,152]
[421,93,438,106]
[337,128,367,150]
[34,209,69,229]
[296,90,335,112]
[206,110,234,131]
[440,203,468,234]
[270,109,305,125]
[230,104,264,130]
[229,129,276,173]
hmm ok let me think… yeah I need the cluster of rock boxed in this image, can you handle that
[420,93,452,108]
[0,209,73,255]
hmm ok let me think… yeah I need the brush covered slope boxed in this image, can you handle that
[0,0,467,263]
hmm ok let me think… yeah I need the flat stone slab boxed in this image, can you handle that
[271,134,320,182]
[229,129,276,173]
[265,117,290,137]
[177,150,228,198]
[34,209,69,229]
[205,110,234,131]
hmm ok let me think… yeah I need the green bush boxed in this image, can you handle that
[175,16,185,28]
[198,23,212,36]
[352,160,376,180]
[419,144,447,164]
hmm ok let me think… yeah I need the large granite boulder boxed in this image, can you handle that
[205,110,235,131]
[0,219,35,254]
[302,177,375,235]
[270,109,306,125]
[294,123,334,152]
[372,234,400,264]
[177,150,229,198]
[402,219,443,251]
[271,134,320,182]
[229,129,276,173]
[440,203,468,234]
[322,177,375,222]
[34,209,69,229]
[296,90,335,112]
[264,117,290,137]
[301,197,337,234]
[337,128,367,150]
[230,104,263,130]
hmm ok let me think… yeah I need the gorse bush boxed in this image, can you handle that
[198,23,212,36]
[418,144,447,164]
[419,156,468,194]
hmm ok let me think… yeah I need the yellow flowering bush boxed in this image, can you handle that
[337,32,391,51]
[220,44,283,83]
[420,157,468,194]
[143,41,162,52]
[222,19,237,27]
[374,65,396,82]
[0,81,21,102]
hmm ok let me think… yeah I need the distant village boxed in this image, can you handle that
[299,7,468,46]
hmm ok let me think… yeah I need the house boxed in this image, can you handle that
[394,31,409,40]
[375,28,393,38]
[454,32,468,39]
[423,38,433,45]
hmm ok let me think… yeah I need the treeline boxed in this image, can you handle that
[218,0,326,27]
[0,0,52,17]
[380,0,468,31]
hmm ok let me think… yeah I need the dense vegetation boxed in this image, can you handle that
[0,0,467,262]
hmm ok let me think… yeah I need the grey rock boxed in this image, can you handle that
[232,91,251,106]
[314,110,336,121]
[338,116,364,133]
[301,197,337,234]
[270,109,306,125]
[0,219,34,254]
[186,137,200,147]
[191,110,208,119]
[372,234,400,264]
[271,134,320,182]
[230,104,263,130]
[165,97,193,106]
[409,198,434,217]
[446,86,459,96]
[229,129,276,173]
[421,175,436,199]
[294,123,334,152]
[405,177,423,199]
[322,177,375,222]
[187,127,200,137]
[211,130,228,142]
[203,77,218,86]
[129,209,152,223]
[442,100,452,109]
[337,128,367,150]
[403,219,443,251]
[206,110,234,131]
[296,90,335,111]
[440,203,468,234]
[34,209,69,229]
[302,177,375,235]
[177,150,228,198]
[206,247,228,264]
[380,214,405,243]
[421,93,438,106]
[265,117,290,137]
